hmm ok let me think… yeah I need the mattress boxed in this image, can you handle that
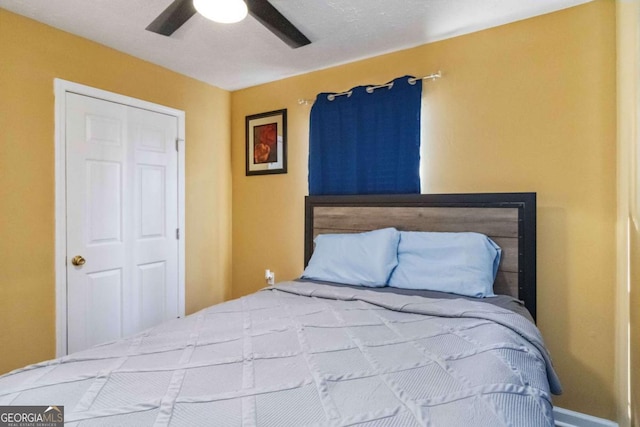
[0,280,561,426]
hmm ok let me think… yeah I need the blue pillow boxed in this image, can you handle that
[388,231,501,297]
[301,228,400,287]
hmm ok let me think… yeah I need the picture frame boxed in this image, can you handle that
[245,109,287,176]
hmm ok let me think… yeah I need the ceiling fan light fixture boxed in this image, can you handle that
[193,0,248,24]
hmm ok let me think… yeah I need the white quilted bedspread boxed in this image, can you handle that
[0,281,561,426]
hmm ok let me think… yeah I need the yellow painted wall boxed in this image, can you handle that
[231,1,617,419]
[620,2,640,424]
[632,225,639,425]
[617,1,639,425]
[625,3,640,420]
[0,10,232,374]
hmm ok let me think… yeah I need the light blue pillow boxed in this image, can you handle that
[301,228,400,287]
[388,231,501,297]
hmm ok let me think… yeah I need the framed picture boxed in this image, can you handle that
[245,109,287,176]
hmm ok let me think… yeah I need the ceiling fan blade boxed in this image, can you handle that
[245,0,311,49]
[146,0,197,36]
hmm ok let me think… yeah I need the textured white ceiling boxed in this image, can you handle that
[0,0,591,90]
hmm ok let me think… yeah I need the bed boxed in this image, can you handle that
[0,193,561,426]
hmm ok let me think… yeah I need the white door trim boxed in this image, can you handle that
[54,79,186,357]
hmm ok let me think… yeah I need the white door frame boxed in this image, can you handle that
[54,79,186,357]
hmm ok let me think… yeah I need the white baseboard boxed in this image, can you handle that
[554,407,618,427]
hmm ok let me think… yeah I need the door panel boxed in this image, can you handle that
[86,269,123,347]
[139,261,167,330]
[86,160,122,243]
[66,93,178,354]
[86,114,121,147]
[139,165,166,238]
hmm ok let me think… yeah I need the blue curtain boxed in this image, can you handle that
[309,75,422,195]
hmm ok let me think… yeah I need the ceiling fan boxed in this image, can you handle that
[146,0,311,48]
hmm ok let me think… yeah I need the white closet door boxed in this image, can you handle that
[66,93,178,354]
[128,106,179,334]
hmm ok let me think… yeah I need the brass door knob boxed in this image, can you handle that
[71,255,86,266]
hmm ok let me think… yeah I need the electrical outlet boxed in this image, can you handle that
[265,269,275,285]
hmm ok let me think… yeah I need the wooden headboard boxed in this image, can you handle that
[304,193,537,320]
